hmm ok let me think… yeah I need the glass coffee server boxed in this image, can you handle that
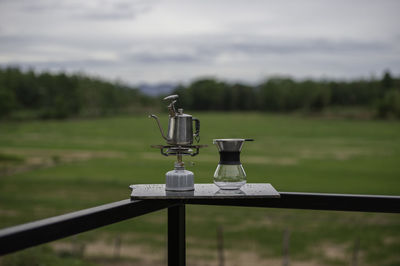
[213,138,253,190]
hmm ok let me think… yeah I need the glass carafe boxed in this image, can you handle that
[213,139,252,190]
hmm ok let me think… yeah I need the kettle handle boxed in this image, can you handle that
[193,118,200,143]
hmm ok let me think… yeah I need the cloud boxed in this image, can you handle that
[19,0,154,20]
[127,53,199,64]
[226,39,391,55]
[0,0,399,83]
[120,36,393,66]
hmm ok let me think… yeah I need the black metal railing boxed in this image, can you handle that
[1,192,399,265]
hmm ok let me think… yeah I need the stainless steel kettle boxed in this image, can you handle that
[150,95,200,145]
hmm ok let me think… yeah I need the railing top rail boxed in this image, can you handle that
[0,191,399,256]
[185,192,400,213]
[0,199,178,256]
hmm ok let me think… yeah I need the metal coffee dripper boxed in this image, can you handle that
[213,138,253,190]
[150,95,206,191]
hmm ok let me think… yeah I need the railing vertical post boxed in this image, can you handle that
[168,204,186,266]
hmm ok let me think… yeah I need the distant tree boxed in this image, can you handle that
[172,85,193,110]
[382,70,393,90]
[259,77,295,111]
[231,84,255,110]
[222,86,234,110]
[376,89,400,118]
[190,79,226,110]
[0,85,16,117]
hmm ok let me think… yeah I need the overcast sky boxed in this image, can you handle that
[0,0,399,84]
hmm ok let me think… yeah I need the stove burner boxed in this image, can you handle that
[151,144,207,157]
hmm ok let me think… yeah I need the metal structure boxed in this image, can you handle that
[0,191,399,265]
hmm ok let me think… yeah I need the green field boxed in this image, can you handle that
[0,113,399,266]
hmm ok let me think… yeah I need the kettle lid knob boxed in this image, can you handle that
[163,94,179,117]
[163,94,179,101]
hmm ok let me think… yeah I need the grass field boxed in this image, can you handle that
[0,113,399,266]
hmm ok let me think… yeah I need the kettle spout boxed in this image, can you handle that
[149,114,169,141]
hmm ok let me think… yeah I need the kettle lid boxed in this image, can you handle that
[176,108,192,117]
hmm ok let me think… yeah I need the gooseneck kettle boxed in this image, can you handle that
[150,95,200,145]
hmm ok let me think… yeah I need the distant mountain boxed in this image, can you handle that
[137,83,178,96]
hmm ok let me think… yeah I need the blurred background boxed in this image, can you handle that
[0,1,399,266]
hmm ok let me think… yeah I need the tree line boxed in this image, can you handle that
[1,66,399,119]
[174,72,400,118]
[0,67,156,119]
